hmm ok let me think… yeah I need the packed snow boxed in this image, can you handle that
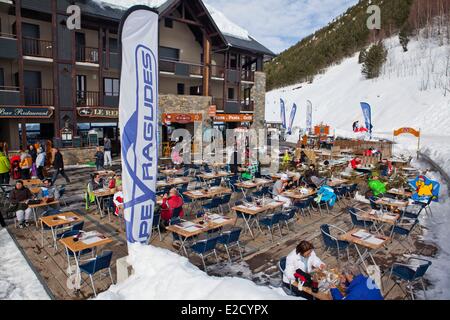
[96,244,298,300]
[95,0,251,40]
[0,229,51,300]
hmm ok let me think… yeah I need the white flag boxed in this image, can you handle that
[119,6,159,244]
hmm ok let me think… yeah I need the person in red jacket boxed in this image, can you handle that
[350,157,362,169]
[161,188,184,223]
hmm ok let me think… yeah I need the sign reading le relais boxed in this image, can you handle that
[78,107,119,118]
[0,106,54,118]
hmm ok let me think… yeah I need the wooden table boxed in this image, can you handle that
[375,198,409,209]
[166,214,236,256]
[232,200,284,239]
[93,188,116,217]
[28,200,60,227]
[328,178,349,187]
[60,232,113,290]
[40,211,83,250]
[157,177,191,189]
[183,187,232,200]
[340,228,390,273]
[387,188,413,198]
[160,169,183,176]
[198,171,231,180]
[22,179,43,187]
[96,170,115,177]
[30,187,41,194]
[282,188,316,200]
[292,282,332,300]
[235,178,273,190]
[359,209,400,237]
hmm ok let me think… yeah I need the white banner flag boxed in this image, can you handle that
[119,6,159,244]
[306,100,313,133]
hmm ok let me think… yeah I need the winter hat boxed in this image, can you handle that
[281,174,289,181]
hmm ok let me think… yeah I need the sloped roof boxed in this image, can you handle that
[225,35,275,57]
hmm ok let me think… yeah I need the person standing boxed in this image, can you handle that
[103,136,112,167]
[94,147,105,171]
[35,147,46,180]
[19,149,32,180]
[0,146,11,185]
[51,148,70,185]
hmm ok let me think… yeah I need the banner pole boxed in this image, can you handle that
[417,129,421,159]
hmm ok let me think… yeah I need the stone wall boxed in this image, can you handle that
[60,147,97,165]
[251,71,266,130]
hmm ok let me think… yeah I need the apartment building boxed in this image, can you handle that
[0,0,274,153]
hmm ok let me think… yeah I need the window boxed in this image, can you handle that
[160,46,180,61]
[230,54,238,69]
[0,68,4,89]
[104,78,120,96]
[177,83,185,95]
[164,18,173,28]
[228,87,235,100]
[190,85,202,96]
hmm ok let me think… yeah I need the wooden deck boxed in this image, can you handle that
[3,165,439,300]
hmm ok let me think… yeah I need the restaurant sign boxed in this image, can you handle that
[162,113,202,124]
[77,107,119,118]
[213,114,253,122]
[0,106,54,118]
[393,127,420,138]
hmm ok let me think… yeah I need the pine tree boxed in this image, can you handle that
[358,49,367,64]
[362,42,388,79]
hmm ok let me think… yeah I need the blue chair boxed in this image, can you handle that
[346,183,358,198]
[259,212,283,242]
[195,176,205,189]
[150,212,162,242]
[402,203,424,219]
[278,256,294,295]
[179,183,189,194]
[369,197,382,210]
[389,257,432,300]
[294,197,313,218]
[58,185,67,206]
[202,198,222,214]
[219,193,232,213]
[217,227,243,263]
[320,224,350,263]
[195,210,206,218]
[56,221,85,239]
[348,207,374,229]
[209,178,221,187]
[279,208,297,232]
[79,250,114,297]
[190,236,221,272]
[413,197,434,217]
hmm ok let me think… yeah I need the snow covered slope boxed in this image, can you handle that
[96,244,297,300]
[266,36,450,147]
[0,229,50,300]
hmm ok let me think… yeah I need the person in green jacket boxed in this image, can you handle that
[0,147,11,185]
[368,174,387,197]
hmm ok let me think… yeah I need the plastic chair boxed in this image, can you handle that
[294,197,313,218]
[217,227,243,263]
[150,212,162,242]
[279,208,297,232]
[190,235,221,273]
[389,257,432,300]
[278,256,294,295]
[348,207,374,230]
[58,185,67,206]
[259,212,283,242]
[390,218,419,252]
[320,224,350,263]
[79,250,114,297]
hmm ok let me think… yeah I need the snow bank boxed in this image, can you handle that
[0,229,50,300]
[95,0,251,40]
[96,244,297,300]
[266,36,450,143]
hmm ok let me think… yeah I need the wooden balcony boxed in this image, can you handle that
[211,98,254,113]
[24,88,53,106]
[76,91,100,107]
[160,59,204,77]
[76,46,99,64]
[22,37,53,58]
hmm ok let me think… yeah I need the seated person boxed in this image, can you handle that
[330,264,384,300]
[38,178,60,202]
[10,180,34,228]
[287,173,301,190]
[161,188,184,224]
[272,174,292,208]
[378,159,392,177]
[109,173,123,189]
[349,157,362,170]
[283,240,326,300]
[85,173,104,209]
[113,185,124,217]
[304,164,324,188]
[368,174,387,197]
[241,158,260,181]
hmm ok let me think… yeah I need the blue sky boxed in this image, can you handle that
[205,0,360,54]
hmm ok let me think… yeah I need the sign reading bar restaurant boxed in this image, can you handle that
[77,107,119,118]
[162,113,202,124]
[0,106,54,118]
[213,114,253,122]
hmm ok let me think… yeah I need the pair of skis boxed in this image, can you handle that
[280,98,296,135]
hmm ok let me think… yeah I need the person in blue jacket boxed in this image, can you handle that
[330,264,384,300]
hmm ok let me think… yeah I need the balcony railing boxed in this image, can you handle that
[0,32,16,39]
[211,65,225,78]
[211,98,254,112]
[24,88,53,106]
[212,97,224,111]
[160,59,204,77]
[76,46,99,64]
[241,69,255,82]
[22,37,53,58]
[76,91,100,107]
[241,100,255,112]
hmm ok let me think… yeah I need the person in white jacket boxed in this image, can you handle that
[283,240,326,299]
[36,148,46,180]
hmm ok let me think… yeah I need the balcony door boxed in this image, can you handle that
[24,71,42,105]
[22,23,40,56]
[76,75,87,106]
[76,32,86,62]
